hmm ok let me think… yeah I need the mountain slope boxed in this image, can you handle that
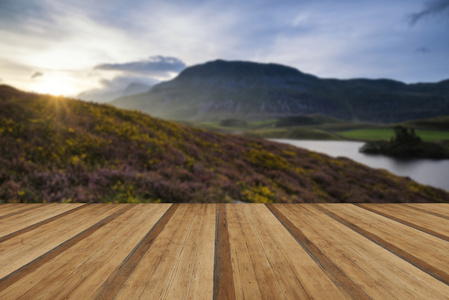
[111,60,449,123]
[1,85,448,203]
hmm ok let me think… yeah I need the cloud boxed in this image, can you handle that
[416,46,431,53]
[408,0,449,25]
[1,0,449,89]
[94,56,186,77]
[31,72,43,79]
[98,75,158,89]
[77,75,158,103]
[0,0,49,29]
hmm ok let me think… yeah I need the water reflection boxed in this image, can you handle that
[271,139,449,191]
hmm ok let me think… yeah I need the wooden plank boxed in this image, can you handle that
[298,204,449,299]
[95,203,178,299]
[268,204,370,300]
[0,205,87,244]
[0,205,130,294]
[0,203,448,299]
[0,204,171,299]
[0,204,67,227]
[226,204,268,299]
[357,204,449,241]
[305,204,449,299]
[114,204,197,299]
[164,204,216,300]
[403,203,449,220]
[0,204,19,212]
[66,204,171,299]
[0,204,44,219]
[0,204,31,215]
[315,203,449,286]
[214,204,235,300]
[244,204,347,299]
[0,204,85,239]
[0,204,121,279]
[405,203,449,217]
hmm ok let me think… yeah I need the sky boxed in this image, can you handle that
[0,0,448,99]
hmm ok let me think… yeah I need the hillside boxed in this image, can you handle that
[401,116,449,131]
[1,85,448,203]
[111,60,449,123]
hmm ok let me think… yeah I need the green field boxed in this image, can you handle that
[186,115,449,142]
[184,119,278,133]
[339,129,449,141]
[244,127,343,140]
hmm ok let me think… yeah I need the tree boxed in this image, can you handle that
[392,126,421,144]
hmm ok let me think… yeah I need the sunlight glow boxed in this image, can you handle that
[30,71,83,96]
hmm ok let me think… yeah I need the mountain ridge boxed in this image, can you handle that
[111,60,449,123]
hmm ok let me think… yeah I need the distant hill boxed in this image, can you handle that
[111,60,449,123]
[401,116,449,131]
[1,85,448,203]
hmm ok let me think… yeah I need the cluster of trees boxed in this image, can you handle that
[360,126,449,159]
[391,126,421,144]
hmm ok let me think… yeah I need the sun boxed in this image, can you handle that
[31,72,80,97]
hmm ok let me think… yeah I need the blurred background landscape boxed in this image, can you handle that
[1,0,448,202]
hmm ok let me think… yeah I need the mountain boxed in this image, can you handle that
[111,60,449,123]
[1,84,448,203]
[122,83,151,96]
[78,82,152,103]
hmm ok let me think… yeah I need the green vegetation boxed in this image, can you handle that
[243,128,342,140]
[187,114,449,142]
[339,129,395,140]
[275,115,342,127]
[339,129,449,141]
[1,85,448,203]
[187,115,356,139]
[402,116,449,131]
[184,119,277,133]
[219,118,248,127]
[360,126,449,159]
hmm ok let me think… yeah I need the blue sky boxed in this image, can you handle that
[0,0,448,98]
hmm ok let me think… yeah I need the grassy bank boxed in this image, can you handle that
[243,127,343,140]
[339,129,449,141]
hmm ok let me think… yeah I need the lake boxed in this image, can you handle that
[270,139,449,192]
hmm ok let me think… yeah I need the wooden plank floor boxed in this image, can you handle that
[0,204,448,299]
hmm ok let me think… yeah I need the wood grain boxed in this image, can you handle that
[0,205,130,294]
[0,204,44,219]
[315,204,449,289]
[95,203,178,299]
[356,203,449,241]
[0,203,448,299]
[267,204,370,300]
[0,204,85,241]
[242,204,346,299]
[0,204,171,299]
[276,204,449,299]
[0,204,34,216]
[214,204,235,300]
[403,203,449,220]
[405,203,449,217]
